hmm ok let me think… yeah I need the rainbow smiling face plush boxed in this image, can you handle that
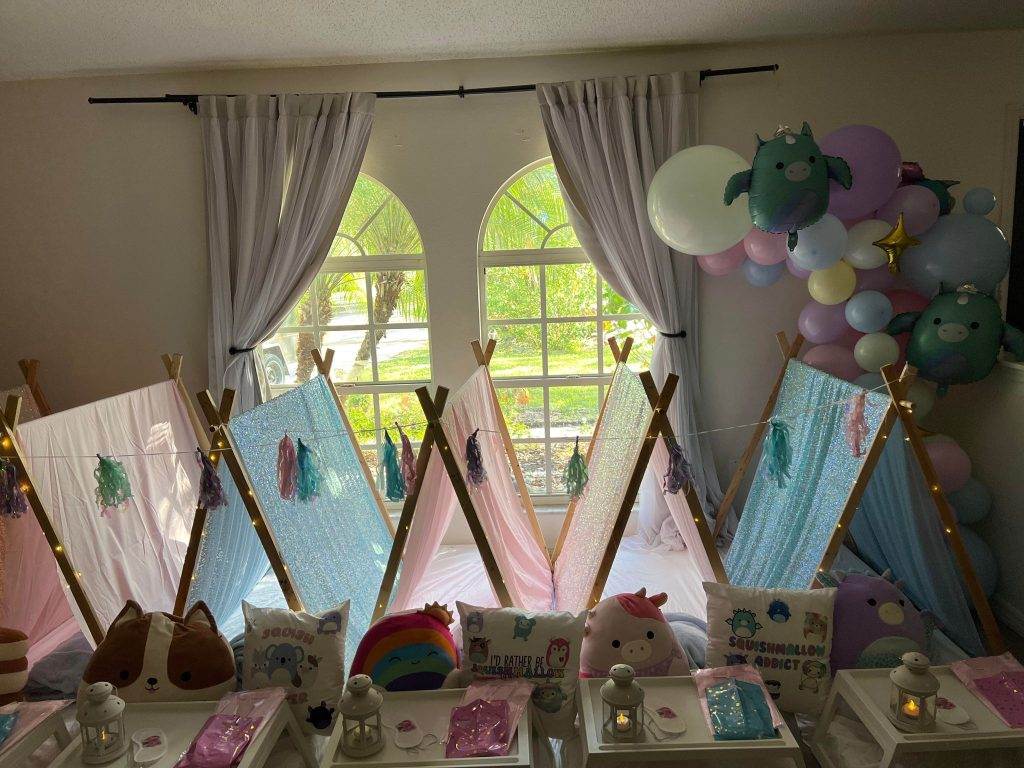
[349,603,458,691]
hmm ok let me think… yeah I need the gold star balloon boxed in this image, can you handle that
[873,213,920,274]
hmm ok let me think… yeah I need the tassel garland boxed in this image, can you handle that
[381,430,407,501]
[196,449,228,511]
[0,460,28,519]
[398,424,417,489]
[563,436,589,499]
[662,436,692,495]
[763,420,793,489]
[295,438,322,502]
[465,429,487,487]
[277,434,297,501]
[844,391,869,458]
[94,454,132,517]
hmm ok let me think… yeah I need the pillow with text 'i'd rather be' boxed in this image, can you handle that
[703,582,837,715]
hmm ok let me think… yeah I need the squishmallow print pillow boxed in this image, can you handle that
[704,582,836,715]
[450,602,586,739]
[581,589,690,677]
[242,601,349,735]
[349,602,458,691]
[81,601,235,703]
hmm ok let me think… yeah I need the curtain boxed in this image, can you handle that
[202,92,375,412]
[536,73,725,544]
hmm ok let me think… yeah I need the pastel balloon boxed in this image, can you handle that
[743,228,789,265]
[949,478,993,526]
[962,187,996,216]
[798,300,849,343]
[820,125,902,219]
[856,265,901,293]
[648,145,753,255]
[808,261,856,305]
[803,344,862,381]
[877,185,940,236]
[900,213,1010,296]
[886,289,929,316]
[925,440,971,493]
[845,290,893,333]
[854,332,899,372]
[957,525,998,597]
[742,259,786,287]
[854,372,884,389]
[787,258,812,279]
[905,379,935,422]
[844,219,892,270]
[697,242,746,275]
[836,326,865,350]
[788,213,848,270]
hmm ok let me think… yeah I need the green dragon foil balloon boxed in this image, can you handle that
[887,284,1024,395]
[724,123,852,249]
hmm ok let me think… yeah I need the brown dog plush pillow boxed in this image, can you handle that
[81,601,235,702]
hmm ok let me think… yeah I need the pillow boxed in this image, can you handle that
[663,612,708,669]
[25,632,92,699]
[703,582,836,715]
[0,628,29,706]
[242,601,349,735]
[824,570,928,671]
[580,589,690,677]
[450,602,586,739]
[81,601,235,703]
[350,602,458,691]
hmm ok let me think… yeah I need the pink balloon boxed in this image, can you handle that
[856,265,901,293]
[802,344,862,382]
[841,213,873,229]
[787,257,812,279]
[925,440,972,493]
[820,125,902,219]
[743,228,789,266]
[877,185,940,235]
[798,301,850,344]
[697,242,746,276]
[835,326,865,350]
[886,289,929,316]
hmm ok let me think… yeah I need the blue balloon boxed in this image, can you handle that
[742,259,786,287]
[957,525,998,597]
[854,372,884,389]
[962,187,996,216]
[845,290,894,333]
[949,477,993,525]
[901,213,1009,296]
[787,213,848,271]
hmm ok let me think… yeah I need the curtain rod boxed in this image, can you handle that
[88,64,778,114]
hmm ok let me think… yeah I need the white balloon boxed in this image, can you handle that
[843,219,892,270]
[648,145,753,256]
[854,332,900,372]
[788,214,848,271]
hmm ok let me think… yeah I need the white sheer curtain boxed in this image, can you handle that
[201,93,375,412]
[537,73,728,543]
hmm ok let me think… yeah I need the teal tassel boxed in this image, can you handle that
[763,420,793,488]
[295,438,322,502]
[563,436,589,499]
[94,454,132,517]
[381,430,406,502]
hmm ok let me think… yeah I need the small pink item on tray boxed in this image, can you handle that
[693,665,785,731]
[173,688,284,767]
[445,699,511,759]
[951,653,1024,728]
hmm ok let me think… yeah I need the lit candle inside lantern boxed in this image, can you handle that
[615,713,631,732]
[902,698,920,718]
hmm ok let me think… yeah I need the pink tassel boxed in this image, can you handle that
[397,423,417,489]
[277,434,297,500]
[844,391,869,457]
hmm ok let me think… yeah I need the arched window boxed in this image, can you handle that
[479,159,654,497]
[261,174,430,477]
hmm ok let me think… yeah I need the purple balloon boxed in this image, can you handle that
[802,344,861,382]
[925,440,972,494]
[786,257,812,279]
[855,265,902,293]
[877,185,940,235]
[820,125,902,219]
[798,300,850,344]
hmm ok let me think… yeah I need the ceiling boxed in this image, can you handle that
[1,1,1020,81]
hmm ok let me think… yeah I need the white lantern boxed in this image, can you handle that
[888,652,939,733]
[338,674,384,758]
[77,682,128,764]
[600,664,645,743]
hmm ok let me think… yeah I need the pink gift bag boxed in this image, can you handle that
[951,653,1024,728]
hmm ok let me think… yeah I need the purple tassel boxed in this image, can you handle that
[277,434,297,501]
[196,449,228,511]
[0,460,28,519]
[662,436,692,495]
[397,423,417,489]
[465,428,487,487]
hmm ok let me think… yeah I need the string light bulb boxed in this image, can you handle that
[1,437,10,448]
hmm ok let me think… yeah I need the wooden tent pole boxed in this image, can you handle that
[1,395,104,642]
[162,354,210,452]
[714,331,804,539]
[17,359,53,416]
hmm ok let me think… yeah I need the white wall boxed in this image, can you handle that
[0,29,1022,601]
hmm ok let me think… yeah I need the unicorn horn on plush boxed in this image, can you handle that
[724,122,852,249]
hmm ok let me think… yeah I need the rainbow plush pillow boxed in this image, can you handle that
[349,603,458,691]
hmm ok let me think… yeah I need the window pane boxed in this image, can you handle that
[280,286,314,328]
[319,272,369,325]
[376,328,431,382]
[548,386,599,439]
[483,194,547,251]
[341,393,375,438]
[363,444,380,482]
[371,271,427,325]
[547,322,599,376]
[602,282,642,315]
[320,331,375,382]
[551,440,589,494]
[494,386,544,439]
[545,263,597,317]
[359,197,423,255]
[339,175,392,240]
[488,325,543,377]
[486,265,540,320]
[513,443,547,494]
[261,334,300,387]
[506,164,570,231]
[378,391,426,444]
[603,320,656,371]
[544,224,581,249]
